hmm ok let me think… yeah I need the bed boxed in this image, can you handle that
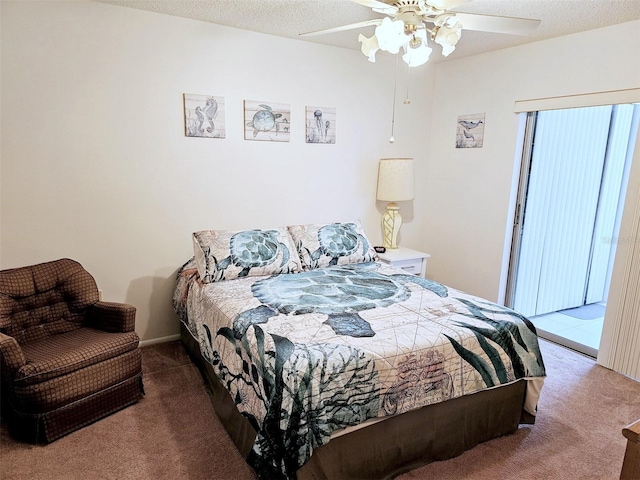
[173,222,546,479]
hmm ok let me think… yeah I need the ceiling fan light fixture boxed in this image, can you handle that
[301,0,541,68]
[375,17,407,54]
[434,17,462,57]
[402,29,431,67]
[358,33,380,62]
[402,43,432,67]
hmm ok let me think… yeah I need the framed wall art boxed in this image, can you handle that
[305,106,336,144]
[455,113,485,148]
[183,93,225,138]
[244,100,291,142]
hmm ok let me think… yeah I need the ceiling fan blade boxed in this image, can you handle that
[454,12,540,35]
[300,19,383,37]
[428,0,472,10]
[349,0,397,14]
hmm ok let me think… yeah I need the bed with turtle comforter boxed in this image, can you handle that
[173,221,546,480]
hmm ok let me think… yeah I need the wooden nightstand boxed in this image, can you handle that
[377,247,430,278]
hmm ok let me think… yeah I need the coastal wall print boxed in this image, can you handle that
[244,100,291,142]
[305,106,336,144]
[456,113,485,148]
[183,94,225,138]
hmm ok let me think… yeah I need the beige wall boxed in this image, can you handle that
[0,1,432,341]
[2,1,639,345]
[423,20,640,302]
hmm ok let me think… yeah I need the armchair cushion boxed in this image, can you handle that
[13,348,142,414]
[15,328,139,386]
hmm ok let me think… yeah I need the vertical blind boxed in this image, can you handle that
[586,105,636,304]
[513,106,613,316]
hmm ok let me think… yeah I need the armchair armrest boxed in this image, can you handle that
[0,332,27,379]
[623,419,640,443]
[621,419,640,480]
[88,301,137,333]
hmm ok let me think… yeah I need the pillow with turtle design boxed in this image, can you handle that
[287,221,378,271]
[193,227,302,283]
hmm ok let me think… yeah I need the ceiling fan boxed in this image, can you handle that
[300,0,541,67]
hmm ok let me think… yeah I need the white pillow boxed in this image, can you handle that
[193,227,301,283]
[287,221,378,271]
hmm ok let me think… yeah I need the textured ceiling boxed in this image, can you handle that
[94,0,640,61]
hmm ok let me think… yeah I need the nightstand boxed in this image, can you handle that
[377,247,430,278]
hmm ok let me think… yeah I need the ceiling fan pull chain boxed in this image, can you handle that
[390,52,400,143]
[404,62,411,105]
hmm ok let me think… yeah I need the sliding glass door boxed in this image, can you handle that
[507,104,638,318]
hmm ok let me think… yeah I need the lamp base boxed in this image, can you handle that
[382,202,402,249]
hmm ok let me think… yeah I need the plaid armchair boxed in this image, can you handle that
[0,258,144,443]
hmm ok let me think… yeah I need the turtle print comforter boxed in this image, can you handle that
[173,258,546,479]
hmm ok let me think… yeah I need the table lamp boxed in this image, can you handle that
[376,158,415,249]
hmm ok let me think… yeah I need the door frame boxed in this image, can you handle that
[504,112,537,309]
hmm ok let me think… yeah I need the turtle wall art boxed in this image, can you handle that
[183,93,225,138]
[305,106,336,144]
[244,100,291,142]
[456,112,485,148]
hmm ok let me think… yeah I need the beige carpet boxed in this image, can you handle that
[2,339,638,480]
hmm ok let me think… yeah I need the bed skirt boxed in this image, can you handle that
[180,323,530,479]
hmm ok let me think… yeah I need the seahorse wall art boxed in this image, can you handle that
[183,93,225,139]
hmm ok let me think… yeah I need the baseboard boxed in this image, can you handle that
[139,334,181,347]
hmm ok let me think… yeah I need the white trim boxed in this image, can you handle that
[498,112,529,306]
[139,334,181,347]
[514,88,640,113]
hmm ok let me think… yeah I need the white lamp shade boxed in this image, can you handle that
[358,33,380,62]
[375,17,407,54]
[376,158,415,202]
[434,19,462,57]
[402,30,432,67]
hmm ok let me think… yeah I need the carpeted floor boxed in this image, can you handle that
[2,338,639,480]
